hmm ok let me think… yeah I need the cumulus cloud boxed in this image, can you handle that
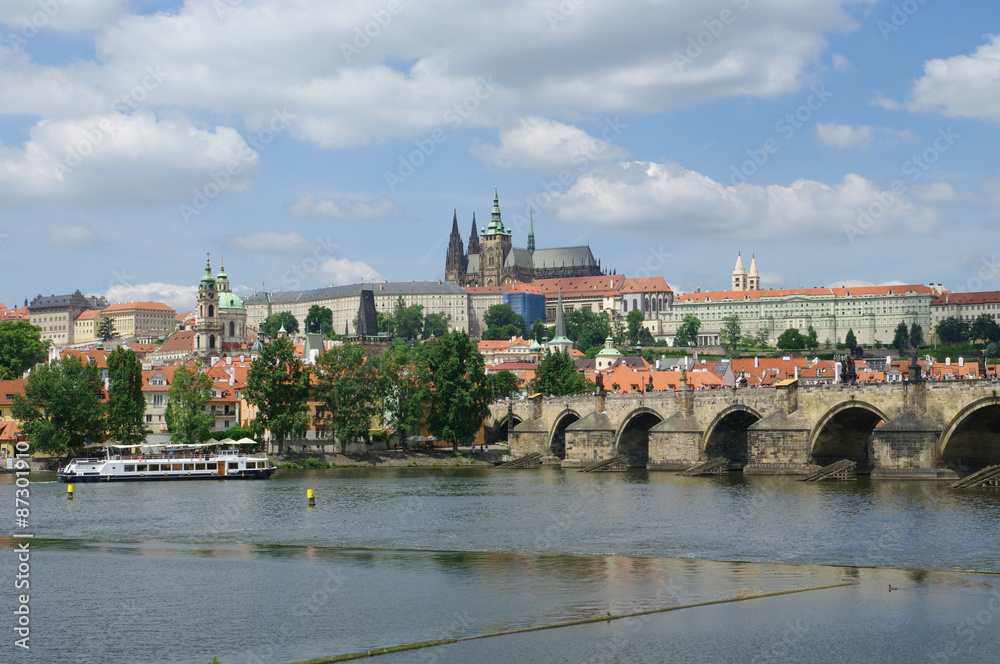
[289,192,398,219]
[315,257,383,285]
[550,160,940,239]
[831,53,851,72]
[815,122,874,150]
[45,223,99,247]
[228,231,315,254]
[473,117,629,170]
[824,279,905,288]
[907,34,1000,122]
[0,113,257,203]
[104,282,199,312]
[0,0,125,32]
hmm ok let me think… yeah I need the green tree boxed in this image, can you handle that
[391,296,425,340]
[304,305,333,336]
[776,328,805,351]
[261,311,299,339]
[805,326,819,351]
[909,323,924,349]
[626,309,644,346]
[674,315,701,347]
[720,315,741,350]
[892,322,910,354]
[638,327,655,347]
[165,363,213,445]
[97,316,117,342]
[568,309,610,352]
[936,317,969,345]
[610,319,627,346]
[844,329,857,350]
[482,304,525,340]
[488,370,520,401]
[531,349,591,396]
[314,342,381,452]
[423,330,491,453]
[106,348,146,444]
[422,312,450,339]
[530,318,547,343]
[0,321,49,380]
[375,344,430,448]
[970,313,1000,345]
[12,356,106,455]
[244,337,311,454]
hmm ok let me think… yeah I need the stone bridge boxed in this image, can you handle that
[484,380,1000,479]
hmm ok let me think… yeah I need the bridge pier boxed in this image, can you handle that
[744,409,818,475]
[871,411,955,480]
[648,414,703,470]
[562,411,615,468]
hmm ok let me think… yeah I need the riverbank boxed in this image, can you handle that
[272,447,509,468]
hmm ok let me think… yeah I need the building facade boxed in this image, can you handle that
[100,301,177,338]
[28,291,107,345]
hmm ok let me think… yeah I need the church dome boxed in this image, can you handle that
[218,292,245,309]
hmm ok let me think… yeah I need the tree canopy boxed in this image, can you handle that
[626,309,644,346]
[566,309,610,352]
[844,329,858,350]
[423,330,491,452]
[482,304,525,340]
[304,305,334,336]
[244,337,311,453]
[936,317,968,345]
[422,312,450,339]
[98,317,117,342]
[970,313,1000,345]
[776,328,805,351]
[892,322,910,354]
[531,349,591,396]
[314,342,381,452]
[909,323,924,349]
[106,348,147,444]
[0,321,49,380]
[13,355,106,455]
[674,316,700,347]
[720,315,741,350]
[375,343,430,448]
[261,311,300,338]
[391,296,425,340]
[488,370,520,401]
[164,362,214,445]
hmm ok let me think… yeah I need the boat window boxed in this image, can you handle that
[196,463,206,471]
[228,462,238,470]
[136,465,147,472]
[125,465,135,472]
[173,464,183,471]
[148,464,159,472]
[184,464,194,471]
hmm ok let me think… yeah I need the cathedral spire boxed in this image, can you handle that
[527,208,535,254]
[468,213,480,254]
[450,209,459,236]
[555,287,566,339]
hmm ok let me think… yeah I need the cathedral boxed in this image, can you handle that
[731,253,760,291]
[445,188,604,287]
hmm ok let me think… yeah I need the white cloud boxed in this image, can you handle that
[824,279,905,288]
[816,122,873,150]
[228,231,314,254]
[315,257,383,285]
[45,223,99,247]
[910,182,957,203]
[104,282,198,312]
[0,112,257,203]
[0,0,125,32]
[550,160,940,240]
[907,35,1000,122]
[288,192,398,219]
[831,53,850,72]
[472,117,628,170]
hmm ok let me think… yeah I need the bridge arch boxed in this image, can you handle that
[810,400,888,470]
[939,397,1000,470]
[703,405,762,467]
[615,407,664,467]
[548,409,581,460]
[486,413,523,445]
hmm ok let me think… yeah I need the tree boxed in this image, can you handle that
[531,349,591,396]
[106,348,146,444]
[626,309,644,346]
[568,309,610,352]
[391,296,425,340]
[720,315,741,350]
[936,317,969,345]
[165,363,213,445]
[530,318,547,343]
[314,342,381,452]
[482,304,525,340]
[0,321,49,380]
[488,370,520,401]
[304,305,333,336]
[892,322,910,354]
[97,317,117,342]
[805,326,819,351]
[674,316,701,347]
[12,356,106,455]
[844,329,857,350]
[375,344,430,449]
[244,337,311,454]
[261,311,299,339]
[776,328,805,351]
[423,330,491,453]
[610,319,627,346]
[970,314,1000,345]
[423,312,450,339]
[638,327,655,347]
[909,323,924,349]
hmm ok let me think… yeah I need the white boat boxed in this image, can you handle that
[57,443,276,482]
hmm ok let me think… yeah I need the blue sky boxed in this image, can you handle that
[1,0,999,311]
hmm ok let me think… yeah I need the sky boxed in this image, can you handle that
[1,0,999,312]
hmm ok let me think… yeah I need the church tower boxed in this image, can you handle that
[527,208,536,254]
[467,213,480,255]
[195,254,223,357]
[478,186,512,287]
[444,209,466,284]
[747,255,760,291]
[732,253,747,292]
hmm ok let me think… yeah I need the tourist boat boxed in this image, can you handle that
[57,442,276,482]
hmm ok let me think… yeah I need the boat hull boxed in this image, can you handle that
[57,467,276,482]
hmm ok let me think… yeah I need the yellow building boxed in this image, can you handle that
[100,301,177,338]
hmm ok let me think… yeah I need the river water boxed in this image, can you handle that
[3,467,1000,663]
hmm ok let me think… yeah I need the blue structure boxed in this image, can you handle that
[503,289,546,335]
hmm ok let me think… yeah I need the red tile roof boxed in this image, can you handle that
[103,301,176,313]
[677,284,939,303]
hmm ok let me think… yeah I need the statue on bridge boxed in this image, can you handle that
[839,355,857,385]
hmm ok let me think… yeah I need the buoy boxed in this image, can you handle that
[67,484,75,500]
[307,488,315,507]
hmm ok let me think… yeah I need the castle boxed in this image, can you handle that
[445,188,603,287]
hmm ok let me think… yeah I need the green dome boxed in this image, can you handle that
[218,292,245,309]
[529,340,542,352]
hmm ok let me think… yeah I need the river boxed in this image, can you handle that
[2,467,999,663]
